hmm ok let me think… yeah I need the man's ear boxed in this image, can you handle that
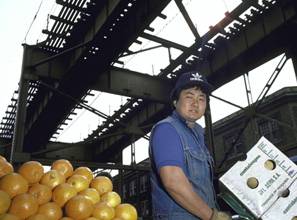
[173,100,177,107]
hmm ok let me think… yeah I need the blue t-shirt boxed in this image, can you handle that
[151,122,184,172]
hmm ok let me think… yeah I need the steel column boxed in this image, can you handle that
[204,103,216,163]
[11,45,30,162]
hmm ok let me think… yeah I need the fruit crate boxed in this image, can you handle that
[219,136,297,219]
[261,178,297,219]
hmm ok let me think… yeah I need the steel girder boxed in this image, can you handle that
[14,0,171,158]
[4,0,297,167]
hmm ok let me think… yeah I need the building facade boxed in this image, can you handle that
[213,87,297,174]
[113,160,151,220]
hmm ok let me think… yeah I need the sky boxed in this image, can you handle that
[0,0,296,166]
[0,0,57,120]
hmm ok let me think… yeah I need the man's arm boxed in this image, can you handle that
[159,165,213,220]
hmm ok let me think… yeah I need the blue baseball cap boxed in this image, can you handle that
[171,71,214,101]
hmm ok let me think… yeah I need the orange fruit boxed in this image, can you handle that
[0,190,11,214]
[9,193,39,220]
[17,161,44,185]
[65,195,94,220]
[112,218,125,220]
[114,204,137,220]
[0,173,29,198]
[90,176,113,195]
[37,202,62,220]
[84,218,101,220]
[59,218,74,220]
[92,202,115,220]
[0,213,21,220]
[78,188,100,204]
[27,184,52,205]
[51,159,73,178]
[39,170,66,190]
[52,183,77,207]
[0,160,14,178]
[72,167,93,184]
[66,175,89,193]
[26,213,49,220]
[0,156,7,161]
[100,191,121,208]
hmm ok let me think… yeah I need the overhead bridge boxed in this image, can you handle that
[0,0,296,169]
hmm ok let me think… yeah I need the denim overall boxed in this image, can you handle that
[149,111,217,219]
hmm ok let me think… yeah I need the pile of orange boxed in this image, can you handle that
[0,157,137,220]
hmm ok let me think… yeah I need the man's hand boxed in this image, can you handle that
[210,209,232,220]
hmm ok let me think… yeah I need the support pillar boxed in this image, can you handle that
[204,102,216,164]
[11,45,30,163]
[131,135,136,165]
[116,151,123,198]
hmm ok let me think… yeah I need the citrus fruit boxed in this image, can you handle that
[0,160,14,178]
[0,213,21,220]
[90,176,113,195]
[17,161,44,185]
[66,175,89,193]
[39,170,66,190]
[78,188,100,205]
[115,204,137,220]
[92,202,115,220]
[65,195,94,220]
[100,191,121,208]
[26,213,49,220]
[72,167,93,184]
[37,202,63,220]
[0,173,29,198]
[51,159,73,178]
[84,218,101,220]
[59,217,74,220]
[52,183,77,207]
[27,184,52,205]
[0,156,7,161]
[8,193,39,220]
[0,190,11,214]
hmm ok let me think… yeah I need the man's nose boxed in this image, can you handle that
[192,99,199,106]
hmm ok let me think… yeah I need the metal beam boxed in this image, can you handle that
[11,45,31,163]
[21,0,172,153]
[255,113,297,132]
[174,0,200,40]
[22,44,69,81]
[91,67,174,103]
[33,158,150,171]
[139,32,190,52]
[197,1,297,89]
[94,101,170,162]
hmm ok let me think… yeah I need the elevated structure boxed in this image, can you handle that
[0,0,296,172]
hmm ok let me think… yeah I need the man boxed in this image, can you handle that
[149,71,231,220]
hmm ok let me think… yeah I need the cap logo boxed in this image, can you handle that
[190,73,203,81]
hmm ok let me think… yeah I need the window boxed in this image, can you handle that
[224,133,243,160]
[129,179,137,196]
[258,113,282,143]
[141,200,149,217]
[140,174,148,193]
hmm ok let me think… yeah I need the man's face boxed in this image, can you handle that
[173,87,206,128]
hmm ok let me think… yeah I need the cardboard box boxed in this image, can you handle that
[219,136,297,218]
[261,179,297,219]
